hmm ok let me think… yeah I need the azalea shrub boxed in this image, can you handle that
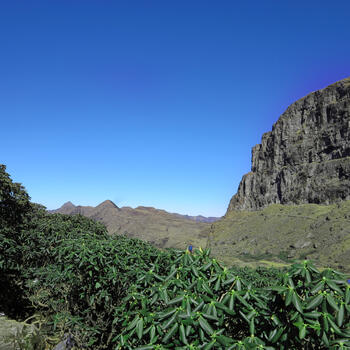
[112,249,350,350]
[0,164,40,317]
[25,234,175,347]
[25,241,350,349]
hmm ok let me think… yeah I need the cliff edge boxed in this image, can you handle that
[228,77,350,212]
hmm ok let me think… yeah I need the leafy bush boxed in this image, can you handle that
[112,250,350,349]
[27,242,350,349]
[26,234,174,347]
[0,164,38,317]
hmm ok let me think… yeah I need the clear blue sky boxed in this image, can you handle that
[1,1,349,217]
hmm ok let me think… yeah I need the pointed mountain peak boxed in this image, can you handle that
[49,201,76,214]
[61,201,75,208]
[96,200,119,210]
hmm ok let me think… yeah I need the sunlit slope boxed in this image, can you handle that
[106,206,211,250]
[209,200,350,271]
[52,201,212,250]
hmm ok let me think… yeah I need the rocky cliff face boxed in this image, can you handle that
[228,77,350,212]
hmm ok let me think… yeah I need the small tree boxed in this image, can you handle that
[0,164,32,229]
[0,164,34,317]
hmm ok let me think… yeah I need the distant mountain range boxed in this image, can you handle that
[50,201,219,250]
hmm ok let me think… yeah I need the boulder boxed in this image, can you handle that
[0,316,39,350]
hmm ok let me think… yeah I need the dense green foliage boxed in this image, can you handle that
[1,164,350,349]
[111,250,350,349]
[0,164,38,317]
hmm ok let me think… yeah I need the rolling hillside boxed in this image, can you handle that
[51,200,216,250]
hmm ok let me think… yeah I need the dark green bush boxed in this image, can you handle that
[112,250,350,349]
[26,234,173,347]
[0,164,37,317]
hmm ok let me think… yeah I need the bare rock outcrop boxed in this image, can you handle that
[228,77,350,212]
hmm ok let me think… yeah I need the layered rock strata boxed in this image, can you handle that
[228,77,350,212]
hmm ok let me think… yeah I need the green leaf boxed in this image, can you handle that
[154,273,164,282]
[161,289,169,304]
[120,335,126,346]
[199,316,214,335]
[222,276,235,285]
[201,261,212,271]
[236,278,242,291]
[268,328,277,342]
[326,294,339,311]
[322,331,329,346]
[292,292,303,313]
[322,314,329,333]
[150,293,158,305]
[165,269,177,281]
[203,340,216,350]
[214,277,221,291]
[270,314,282,326]
[136,318,144,340]
[185,299,191,315]
[326,280,343,294]
[179,323,188,345]
[222,293,230,305]
[157,308,176,320]
[268,286,288,293]
[168,295,184,305]
[126,315,140,331]
[285,289,293,306]
[134,346,154,350]
[337,303,344,327]
[216,335,234,346]
[270,327,284,343]
[309,265,320,274]
[191,266,199,277]
[202,282,214,295]
[236,294,252,309]
[162,313,177,330]
[306,293,323,310]
[150,325,156,341]
[199,327,205,342]
[193,300,204,313]
[305,269,312,283]
[202,313,218,321]
[162,322,178,343]
[303,311,321,319]
[229,294,235,310]
[345,286,350,304]
[328,318,343,336]
[239,310,250,324]
[249,318,255,336]
[299,325,307,339]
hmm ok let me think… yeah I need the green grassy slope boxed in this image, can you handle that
[52,202,212,251]
[105,206,211,250]
[209,200,350,271]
